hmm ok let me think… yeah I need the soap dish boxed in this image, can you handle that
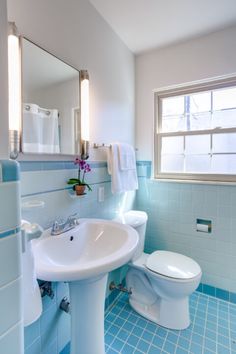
[21,200,45,210]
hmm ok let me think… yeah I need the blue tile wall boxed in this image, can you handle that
[20,160,134,354]
[0,160,22,353]
[0,226,21,239]
[21,159,236,353]
[134,162,236,296]
[1,160,20,182]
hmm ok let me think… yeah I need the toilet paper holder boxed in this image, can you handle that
[196,218,212,233]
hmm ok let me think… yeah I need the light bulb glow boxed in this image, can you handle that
[8,33,21,132]
[81,77,89,141]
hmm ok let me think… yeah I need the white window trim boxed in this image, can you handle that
[154,74,236,183]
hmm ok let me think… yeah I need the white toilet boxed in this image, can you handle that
[115,210,202,330]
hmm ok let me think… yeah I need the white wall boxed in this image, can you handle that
[7,0,135,161]
[0,0,9,159]
[135,25,236,161]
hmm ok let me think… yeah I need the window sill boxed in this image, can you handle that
[152,177,236,186]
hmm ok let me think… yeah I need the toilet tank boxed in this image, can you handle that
[114,210,148,261]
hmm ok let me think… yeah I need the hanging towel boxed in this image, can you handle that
[118,143,136,171]
[107,143,138,194]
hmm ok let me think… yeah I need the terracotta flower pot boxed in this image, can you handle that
[75,184,86,196]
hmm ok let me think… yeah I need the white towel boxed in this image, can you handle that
[107,143,138,194]
[118,143,136,170]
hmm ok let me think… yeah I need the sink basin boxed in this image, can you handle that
[32,218,138,354]
[32,218,138,282]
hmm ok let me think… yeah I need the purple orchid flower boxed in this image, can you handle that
[67,158,92,191]
[72,158,92,185]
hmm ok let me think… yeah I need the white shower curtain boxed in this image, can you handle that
[22,103,60,153]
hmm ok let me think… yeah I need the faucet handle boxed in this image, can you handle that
[67,213,79,226]
[57,217,65,225]
[68,213,77,218]
[51,220,60,233]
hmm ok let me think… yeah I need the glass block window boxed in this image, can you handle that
[155,77,236,181]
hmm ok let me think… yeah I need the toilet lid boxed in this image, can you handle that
[146,251,201,279]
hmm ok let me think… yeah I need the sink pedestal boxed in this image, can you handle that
[69,274,108,354]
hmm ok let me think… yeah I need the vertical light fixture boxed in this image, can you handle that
[80,70,89,160]
[8,22,21,159]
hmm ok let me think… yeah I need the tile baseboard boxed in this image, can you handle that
[197,282,236,303]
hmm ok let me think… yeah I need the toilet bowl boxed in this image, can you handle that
[115,211,202,330]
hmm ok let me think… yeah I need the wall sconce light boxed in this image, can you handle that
[8,22,21,159]
[80,70,89,160]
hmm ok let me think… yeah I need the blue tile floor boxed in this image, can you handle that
[105,291,236,354]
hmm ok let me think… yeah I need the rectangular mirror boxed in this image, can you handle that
[21,37,80,155]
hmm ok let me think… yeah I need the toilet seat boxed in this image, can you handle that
[146,251,201,280]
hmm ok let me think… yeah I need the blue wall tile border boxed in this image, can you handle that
[0,160,20,182]
[22,186,74,198]
[137,160,152,178]
[19,160,151,172]
[0,226,21,239]
[22,181,111,198]
[197,283,236,304]
[136,160,152,166]
[20,160,107,172]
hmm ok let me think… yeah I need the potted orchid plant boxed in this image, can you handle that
[67,158,92,195]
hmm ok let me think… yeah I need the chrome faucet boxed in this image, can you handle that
[51,213,79,235]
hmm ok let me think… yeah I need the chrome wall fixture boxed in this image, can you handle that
[8,22,21,159]
[60,297,70,314]
[39,281,55,299]
[93,143,111,149]
[9,129,20,159]
[109,281,132,295]
[80,70,90,160]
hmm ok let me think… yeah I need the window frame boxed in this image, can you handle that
[154,75,236,182]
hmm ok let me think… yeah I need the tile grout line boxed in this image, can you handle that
[229,302,233,353]
[189,292,200,353]
[106,297,131,352]
[134,320,150,353]
[103,291,236,354]
[118,309,140,352]
[202,293,210,354]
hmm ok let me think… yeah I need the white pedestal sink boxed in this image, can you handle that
[32,219,138,354]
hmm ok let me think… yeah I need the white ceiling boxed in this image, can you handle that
[89,0,236,54]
